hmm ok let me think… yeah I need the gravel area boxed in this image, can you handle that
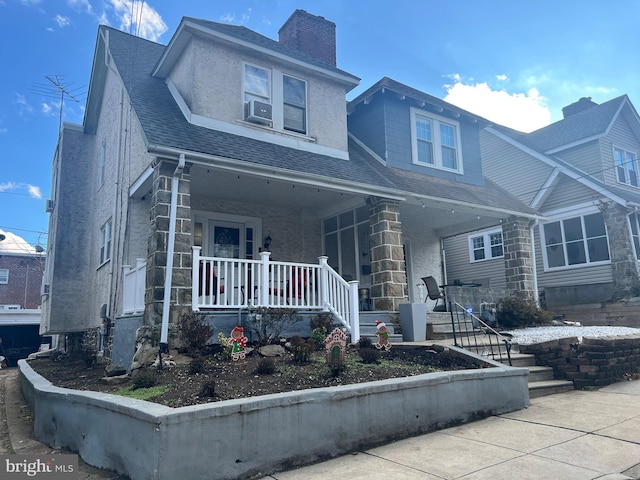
[504,325,640,344]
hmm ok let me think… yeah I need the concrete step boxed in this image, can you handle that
[528,379,575,398]
[508,353,537,368]
[528,365,555,383]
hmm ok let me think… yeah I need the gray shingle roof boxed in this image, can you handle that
[102,26,538,216]
[514,96,627,152]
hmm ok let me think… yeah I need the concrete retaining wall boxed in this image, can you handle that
[19,348,529,480]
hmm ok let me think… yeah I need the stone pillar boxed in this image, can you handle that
[145,160,192,332]
[502,216,535,299]
[368,197,408,311]
[602,202,639,299]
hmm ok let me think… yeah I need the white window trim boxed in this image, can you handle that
[410,107,464,173]
[0,269,8,284]
[613,146,639,188]
[628,212,640,261]
[539,208,611,272]
[468,228,503,263]
[242,62,311,137]
[99,219,112,266]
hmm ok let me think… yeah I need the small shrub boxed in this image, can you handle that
[309,327,327,351]
[290,336,313,364]
[496,297,553,329]
[328,359,346,377]
[255,357,276,375]
[217,332,232,359]
[189,356,206,374]
[310,312,333,332]
[359,347,380,364]
[132,371,158,390]
[248,308,302,346]
[199,381,216,398]
[178,311,213,356]
[358,337,380,364]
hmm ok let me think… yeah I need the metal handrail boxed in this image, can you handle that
[449,301,512,366]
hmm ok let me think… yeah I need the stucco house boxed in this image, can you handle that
[41,10,540,363]
[446,95,640,308]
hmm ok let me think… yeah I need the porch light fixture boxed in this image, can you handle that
[263,235,272,251]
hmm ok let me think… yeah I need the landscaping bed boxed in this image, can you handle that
[27,343,481,407]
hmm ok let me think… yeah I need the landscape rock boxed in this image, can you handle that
[99,374,129,385]
[258,345,286,357]
[104,365,127,377]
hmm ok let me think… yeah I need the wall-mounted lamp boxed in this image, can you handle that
[263,235,272,251]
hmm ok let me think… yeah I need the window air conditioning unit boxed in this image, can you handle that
[245,100,272,124]
[43,284,50,295]
[45,199,54,213]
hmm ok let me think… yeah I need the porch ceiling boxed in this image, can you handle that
[189,165,365,211]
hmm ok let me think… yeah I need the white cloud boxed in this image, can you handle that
[41,102,53,115]
[444,76,551,133]
[0,182,43,198]
[55,14,70,27]
[496,74,508,81]
[0,229,39,255]
[109,0,167,41]
[15,93,34,115]
[67,0,93,14]
[0,128,7,134]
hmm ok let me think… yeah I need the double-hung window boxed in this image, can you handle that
[243,64,308,135]
[615,148,638,187]
[283,75,306,134]
[100,219,112,265]
[244,64,270,104]
[411,108,462,172]
[541,212,610,269]
[469,229,503,262]
[0,269,8,284]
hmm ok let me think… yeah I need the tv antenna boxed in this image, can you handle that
[30,75,84,132]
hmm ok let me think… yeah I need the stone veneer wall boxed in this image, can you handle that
[602,202,640,299]
[368,197,408,312]
[518,335,640,389]
[501,216,534,298]
[146,160,192,334]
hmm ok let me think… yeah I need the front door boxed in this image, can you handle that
[209,220,245,259]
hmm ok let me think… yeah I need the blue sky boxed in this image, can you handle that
[1,0,639,253]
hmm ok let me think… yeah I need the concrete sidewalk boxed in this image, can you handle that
[2,366,640,480]
[263,381,640,480]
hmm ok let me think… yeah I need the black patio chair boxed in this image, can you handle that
[421,276,447,312]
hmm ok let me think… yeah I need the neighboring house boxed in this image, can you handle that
[0,249,46,364]
[42,10,540,363]
[451,95,640,308]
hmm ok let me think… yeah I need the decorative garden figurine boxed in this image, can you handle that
[228,326,247,361]
[374,321,391,351]
[323,327,347,364]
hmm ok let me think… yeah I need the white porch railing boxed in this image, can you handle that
[192,247,360,341]
[122,258,146,315]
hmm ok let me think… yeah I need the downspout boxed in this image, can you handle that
[529,219,540,305]
[159,154,185,354]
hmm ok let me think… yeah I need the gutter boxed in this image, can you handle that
[160,154,185,353]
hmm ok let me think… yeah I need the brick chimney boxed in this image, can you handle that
[278,9,336,67]
[562,97,598,118]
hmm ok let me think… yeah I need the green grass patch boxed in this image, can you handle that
[115,385,174,400]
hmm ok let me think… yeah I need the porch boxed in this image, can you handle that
[123,248,362,341]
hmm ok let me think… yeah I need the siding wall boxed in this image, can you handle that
[442,233,507,289]
[600,112,640,190]
[554,140,604,183]
[350,95,485,186]
[480,129,553,205]
[538,175,599,212]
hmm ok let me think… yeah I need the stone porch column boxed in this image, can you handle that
[368,197,408,311]
[502,216,535,299]
[146,160,192,333]
[602,202,640,299]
